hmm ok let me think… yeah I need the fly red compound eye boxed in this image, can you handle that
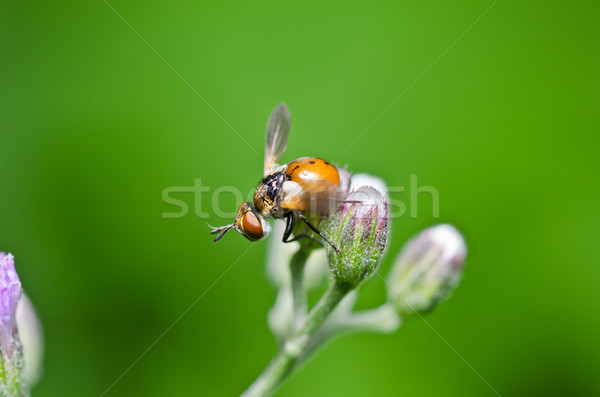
[241,211,264,241]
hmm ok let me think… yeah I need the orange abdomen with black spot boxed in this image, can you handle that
[285,157,340,185]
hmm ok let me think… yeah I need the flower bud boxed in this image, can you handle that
[0,253,43,396]
[387,224,467,315]
[0,252,26,396]
[349,173,388,199]
[325,186,389,286]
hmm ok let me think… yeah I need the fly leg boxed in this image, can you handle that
[281,212,334,248]
[285,233,323,245]
[282,212,296,242]
[296,212,340,253]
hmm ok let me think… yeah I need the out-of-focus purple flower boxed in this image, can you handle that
[324,186,389,286]
[0,253,21,357]
[0,252,43,396]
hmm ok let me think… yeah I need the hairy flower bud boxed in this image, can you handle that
[349,173,388,199]
[387,224,467,315]
[325,186,389,286]
[0,253,43,396]
[0,252,26,396]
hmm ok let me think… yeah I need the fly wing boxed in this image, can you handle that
[280,180,350,215]
[264,103,291,175]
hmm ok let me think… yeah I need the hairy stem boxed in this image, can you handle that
[294,302,401,368]
[339,303,401,333]
[242,281,353,397]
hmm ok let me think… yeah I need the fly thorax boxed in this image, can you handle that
[253,171,288,217]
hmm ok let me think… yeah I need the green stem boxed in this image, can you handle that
[242,281,353,397]
[294,303,401,368]
[339,303,401,333]
[289,245,310,328]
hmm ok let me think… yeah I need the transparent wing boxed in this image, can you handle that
[280,180,350,215]
[264,103,291,175]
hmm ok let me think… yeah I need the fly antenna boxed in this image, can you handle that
[207,223,234,242]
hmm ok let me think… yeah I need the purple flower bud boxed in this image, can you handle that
[387,224,467,315]
[0,252,31,396]
[325,186,389,286]
[0,253,21,357]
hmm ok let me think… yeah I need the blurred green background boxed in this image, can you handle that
[1,0,599,395]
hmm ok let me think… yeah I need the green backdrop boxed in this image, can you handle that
[1,0,599,396]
